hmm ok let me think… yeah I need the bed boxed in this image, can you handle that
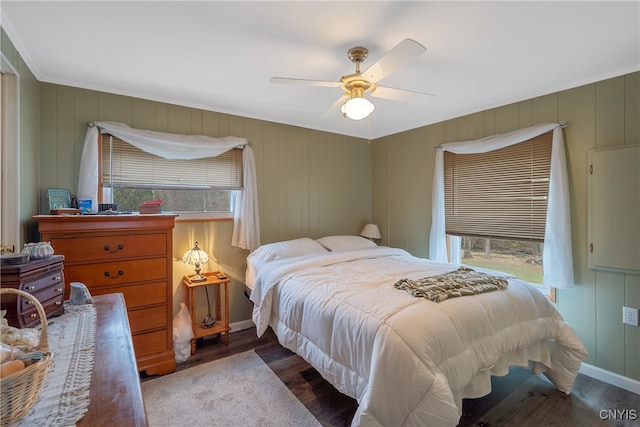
[247,236,587,427]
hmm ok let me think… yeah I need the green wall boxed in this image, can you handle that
[372,72,640,381]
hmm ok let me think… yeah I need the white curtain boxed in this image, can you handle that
[428,122,574,288]
[231,146,260,250]
[78,121,260,250]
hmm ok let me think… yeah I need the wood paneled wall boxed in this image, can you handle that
[37,84,372,324]
[372,72,640,381]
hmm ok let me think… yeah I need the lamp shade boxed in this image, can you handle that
[360,223,381,239]
[341,97,375,120]
[182,242,209,265]
[182,242,209,281]
[341,86,374,121]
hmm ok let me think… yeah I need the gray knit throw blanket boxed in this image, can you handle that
[394,267,508,302]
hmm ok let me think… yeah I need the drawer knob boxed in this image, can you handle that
[27,300,34,305]
[55,301,62,306]
[27,286,35,290]
[30,313,37,318]
[53,276,61,280]
[104,244,124,252]
[104,270,124,278]
[56,288,63,292]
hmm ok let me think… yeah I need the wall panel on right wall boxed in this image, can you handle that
[372,72,640,381]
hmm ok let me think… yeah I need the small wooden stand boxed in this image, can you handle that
[182,271,231,354]
[0,255,66,327]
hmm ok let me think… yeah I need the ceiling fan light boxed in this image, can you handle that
[341,96,375,120]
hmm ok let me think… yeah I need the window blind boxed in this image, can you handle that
[101,133,243,190]
[444,131,552,242]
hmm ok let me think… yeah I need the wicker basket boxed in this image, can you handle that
[0,288,53,426]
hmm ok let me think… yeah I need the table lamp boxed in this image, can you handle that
[182,242,209,282]
[360,223,381,240]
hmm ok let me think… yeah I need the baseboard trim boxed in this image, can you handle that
[579,363,640,395]
[202,319,255,341]
[230,319,256,333]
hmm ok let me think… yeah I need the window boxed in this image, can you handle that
[444,131,553,287]
[100,133,243,215]
[457,238,544,284]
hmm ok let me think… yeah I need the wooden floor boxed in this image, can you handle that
[142,327,639,427]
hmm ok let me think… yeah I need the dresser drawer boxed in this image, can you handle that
[88,282,166,309]
[51,233,167,262]
[20,282,64,311]
[132,329,169,357]
[19,269,64,294]
[129,305,167,333]
[19,293,65,328]
[64,258,167,288]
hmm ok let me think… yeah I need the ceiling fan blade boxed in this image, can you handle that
[371,85,434,103]
[270,77,341,88]
[361,38,426,83]
[322,94,349,118]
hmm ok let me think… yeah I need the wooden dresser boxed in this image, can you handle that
[34,214,177,376]
[0,255,66,327]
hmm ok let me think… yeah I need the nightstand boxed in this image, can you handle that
[182,271,231,354]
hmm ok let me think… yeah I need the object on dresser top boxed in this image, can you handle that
[69,282,93,305]
[139,199,162,214]
[77,198,92,214]
[139,204,162,214]
[21,242,54,260]
[47,188,71,211]
[98,203,118,213]
[49,208,82,216]
[0,253,30,267]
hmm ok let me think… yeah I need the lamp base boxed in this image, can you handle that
[191,274,207,282]
[202,315,216,328]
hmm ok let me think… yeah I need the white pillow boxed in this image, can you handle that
[248,238,328,263]
[316,235,377,252]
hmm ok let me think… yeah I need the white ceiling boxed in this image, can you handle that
[2,1,639,139]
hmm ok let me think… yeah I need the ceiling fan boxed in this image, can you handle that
[270,39,431,121]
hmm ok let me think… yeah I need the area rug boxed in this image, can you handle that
[141,350,321,427]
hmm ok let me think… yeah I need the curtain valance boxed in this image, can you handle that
[87,121,248,159]
[78,121,260,250]
[428,122,574,289]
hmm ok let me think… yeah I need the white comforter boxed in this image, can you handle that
[250,247,587,427]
